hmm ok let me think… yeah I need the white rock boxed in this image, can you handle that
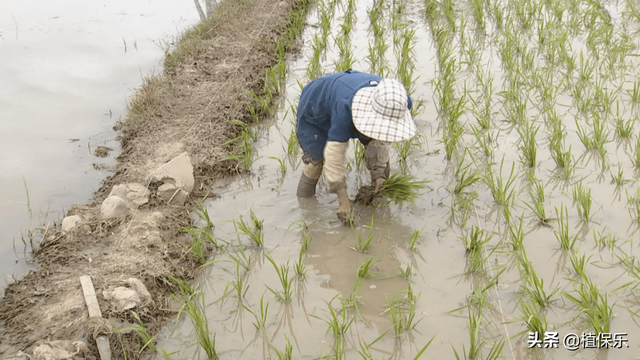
[151,152,195,192]
[157,183,188,205]
[100,196,131,219]
[61,215,82,233]
[127,278,152,303]
[109,183,149,207]
[103,287,141,311]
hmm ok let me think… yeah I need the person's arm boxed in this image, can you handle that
[324,141,352,221]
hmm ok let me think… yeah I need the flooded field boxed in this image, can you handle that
[0,1,200,286]
[154,0,640,358]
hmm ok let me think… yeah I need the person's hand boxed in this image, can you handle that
[336,188,354,223]
[373,178,385,195]
[337,200,354,223]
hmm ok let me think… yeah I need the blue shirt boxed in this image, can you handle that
[296,70,412,162]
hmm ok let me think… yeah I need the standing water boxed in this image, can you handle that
[0,1,204,290]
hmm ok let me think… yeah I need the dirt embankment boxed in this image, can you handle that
[0,0,308,358]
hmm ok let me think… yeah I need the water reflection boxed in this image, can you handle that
[0,0,200,289]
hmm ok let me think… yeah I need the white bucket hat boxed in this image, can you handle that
[351,78,417,142]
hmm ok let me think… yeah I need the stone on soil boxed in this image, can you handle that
[100,195,131,219]
[102,278,151,311]
[151,152,194,205]
[61,215,82,233]
[109,183,149,207]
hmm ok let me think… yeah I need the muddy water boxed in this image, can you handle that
[0,1,202,288]
[157,0,640,359]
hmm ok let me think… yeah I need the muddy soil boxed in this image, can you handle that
[0,0,305,358]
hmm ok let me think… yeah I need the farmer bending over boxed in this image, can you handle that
[296,70,417,221]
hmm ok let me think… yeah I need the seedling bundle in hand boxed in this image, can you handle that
[355,173,428,205]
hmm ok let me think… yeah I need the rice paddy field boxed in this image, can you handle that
[153,0,640,358]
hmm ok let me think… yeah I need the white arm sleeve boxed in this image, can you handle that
[323,141,349,192]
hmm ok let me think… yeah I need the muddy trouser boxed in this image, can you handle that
[364,140,391,182]
[297,153,324,197]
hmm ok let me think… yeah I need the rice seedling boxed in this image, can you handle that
[301,227,312,254]
[614,115,635,140]
[294,248,306,279]
[357,331,387,360]
[357,258,379,279]
[631,136,640,168]
[454,159,480,195]
[629,79,640,109]
[471,126,494,158]
[618,254,640,286]
[234,210,264,248]
[118,311,157,354]
[470,73,494,131]
[626,188,640,223]
[385,295,419,336]
[453,309,481,360]
[347,141,364,171]
[182,290,218,359]
[591,112,610,162]
[247,294,269,336]
[519,259,557,308]
[352,214,375,253]
[224,128,257,170]
[182,226,208,265]
[222,263,249,305]
[318,298,355,360]
[508,215,525,251]
[228,243,252,273]
[462,226,491,274]
[286,128,299,157]
[554,204,577,250]
[269,156,287,175]
[593,228,617,251]
[453,191,478,229]
[570,251,590,280]
[526,176,550,225]
[356,173,427,205]
[470,0,485,31]
[265,255,294,303]
[564,278,613,334]
[572,181,593,222]
[518,299,547,335]
[517,123,539,168]
[407,229,422,252]
[395,140,414,168]
[398,262,413,279]
[484,159,517,208]
[270,334,293,360]
[441,0,457,32]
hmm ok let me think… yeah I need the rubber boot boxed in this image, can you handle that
[297,162,323,197]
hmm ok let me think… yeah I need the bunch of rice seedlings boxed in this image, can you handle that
[355,173,428,205]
